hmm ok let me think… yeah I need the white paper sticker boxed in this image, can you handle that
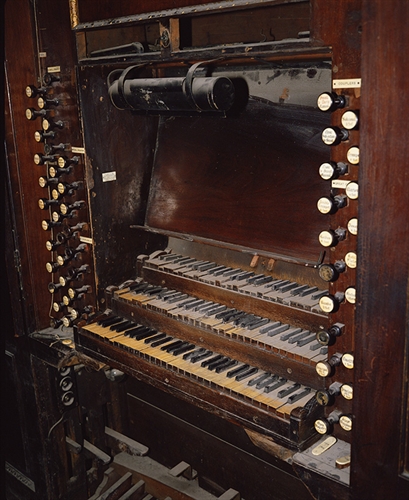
[47,66,61,73]
[39,52,47,58]
[102,171,117,182]
[331,179,349,189]
[333,78,361,89]
[71,146,85,154]
[79,236,93,245]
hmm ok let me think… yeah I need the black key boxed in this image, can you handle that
[151,336,173,347]
[134,329,157,341]
[223,310,245,323]
[161,340,184,352]
[215,360,238,373]
[297,334,317,347]
[207,357,230,371]
[173,343,196,356]
[144,332,167,344]
[214,308,235,320]
[145,286,165,296]
[196,262,217,272]
[278,282,299,293]
[112,320,135,332]
[287,330,311,344]
[177,298,200,308]
[100,316,123,328]
[236,367,258,381]
[269,280,289,291]
[184,299,206,310]
[212,267,233,276]
[278,383,301,398]
[311,290,327,300]
[128,326,150,337]
[235,271,255,281]
[267,324,290,337]
[191,350,213,363]
[196,302,217,313]
[248,318,270,331]
[109,320,128,331]
[259,321,281,334]
[166,340,188,353]
[264,378,287,393]
[183,347,206,360]
[290,284,310,296]
[201,354,224,367]
[247,371,271,387]
[131,282,150,293]
[309,341,323,351]
[161,253,182,261]
[167,294,189,304]
[226,364,250,378]
[246,273,265,284]
[207,265,229,275]
[98,314,119,326]
[280,327,303,342]
[236,314,256,327]
[205,305,227,317]
[287,388,311,404]
[222,268,243,278]
[162,291,183,301]
[123,325,145,337]
[256,375,278,390]
[299,286,318,297]
[240,315,261,327]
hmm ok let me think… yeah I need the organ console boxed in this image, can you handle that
[4,1,409,500]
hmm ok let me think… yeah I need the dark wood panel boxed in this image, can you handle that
[4,0,44,332]
[147,99,330,262]
[352,1,409,499]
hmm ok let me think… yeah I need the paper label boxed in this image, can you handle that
[80,236,93,245]
[331,180,349,189]
[71,146,85,154]
[47,66,61,73]
[333,78,361,89]
[102,171,116,182]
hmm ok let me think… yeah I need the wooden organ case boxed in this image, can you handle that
[4,1,409,500]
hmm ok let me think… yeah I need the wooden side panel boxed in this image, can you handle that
[5,0,42,332]
[353,1,409,499]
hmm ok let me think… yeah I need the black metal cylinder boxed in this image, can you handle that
[108,70,235,113]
